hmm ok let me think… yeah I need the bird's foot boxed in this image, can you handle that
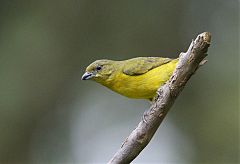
[142,109,148,124]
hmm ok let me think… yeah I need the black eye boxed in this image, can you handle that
[96,65,102,71]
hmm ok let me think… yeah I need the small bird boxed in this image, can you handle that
[82,57,178,100]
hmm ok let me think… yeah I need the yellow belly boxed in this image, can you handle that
[109,60,177,99]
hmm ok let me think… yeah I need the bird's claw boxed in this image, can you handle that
[142,110,148,124]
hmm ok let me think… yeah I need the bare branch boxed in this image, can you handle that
[108,32,211,164]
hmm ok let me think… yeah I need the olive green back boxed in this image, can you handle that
[122,57,173,76]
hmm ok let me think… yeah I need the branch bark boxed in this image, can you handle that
[108,32,211,164]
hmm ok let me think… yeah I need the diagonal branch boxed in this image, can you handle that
[108,32,211,164]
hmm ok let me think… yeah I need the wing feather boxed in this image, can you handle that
[122,57,172,76]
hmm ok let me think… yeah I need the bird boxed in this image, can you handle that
[82,57,178,100]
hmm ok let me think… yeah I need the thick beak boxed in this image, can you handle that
[81,72,94,80]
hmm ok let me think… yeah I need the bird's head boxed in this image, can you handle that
[82,59,116,83]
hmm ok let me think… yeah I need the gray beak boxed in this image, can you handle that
[81,72,94,80]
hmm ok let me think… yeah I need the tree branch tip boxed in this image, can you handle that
[198,32,211,43]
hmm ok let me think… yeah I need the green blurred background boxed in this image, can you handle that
[0,0,239,164]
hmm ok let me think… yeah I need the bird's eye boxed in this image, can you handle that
[96,65,102,71]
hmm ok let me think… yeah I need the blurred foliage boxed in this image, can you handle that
[0,0,239,163]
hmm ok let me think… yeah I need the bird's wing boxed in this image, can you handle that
[122,57,172,76]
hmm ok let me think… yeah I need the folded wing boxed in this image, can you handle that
[122,57,172,76]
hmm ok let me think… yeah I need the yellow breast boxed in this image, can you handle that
[107,60,177,99]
